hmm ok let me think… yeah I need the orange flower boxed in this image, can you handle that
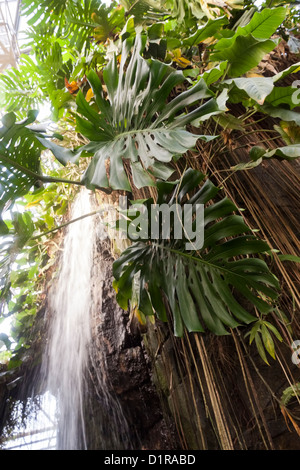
[64,77,79,95]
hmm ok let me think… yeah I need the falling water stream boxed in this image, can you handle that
[37,188,133,451]
[44,189,94,449]
[1,189,133,450]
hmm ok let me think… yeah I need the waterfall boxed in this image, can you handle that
[44,188,94,449]
[39,189,132,450]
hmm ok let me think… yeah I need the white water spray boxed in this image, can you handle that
[44,189,94,450]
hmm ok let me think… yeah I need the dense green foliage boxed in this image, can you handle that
[0,0,300,369]
[113,168,280,337]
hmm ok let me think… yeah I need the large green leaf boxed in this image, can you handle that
[235,6,286,39]
[222,77,274,105]
[258,104,300,126]
[75,34,221,191]
[210,8,286,78]
[211,34,279,77]
[214,7,287,50]
[113,169,279,337]
[272,62,300,83]
[250,144,300,161]
[22,0,68,25]
[183,16,229,47]
[265,86,300,109]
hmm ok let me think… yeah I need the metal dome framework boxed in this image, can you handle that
[0,0,20,73]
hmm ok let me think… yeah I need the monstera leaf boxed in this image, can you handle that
[113,169,280,337]
[75,34,222,192]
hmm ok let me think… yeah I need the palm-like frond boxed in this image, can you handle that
[0,52,76,120]
[22,0,118,53]
[0,55,46,119]
[65,0,111,52]
[22,0,69,31]
[113,169,280,336]
[0,111,43,305]
[120,0,166,23]
[0,111,83,307]
[0,111,82,232]
[0,111,43,233]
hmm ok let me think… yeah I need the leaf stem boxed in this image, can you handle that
[0,153,85,187]
[31,209,102,240]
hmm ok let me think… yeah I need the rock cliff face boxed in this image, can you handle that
[85,223,180,450]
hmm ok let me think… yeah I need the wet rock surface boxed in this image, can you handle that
[87,231,180,450]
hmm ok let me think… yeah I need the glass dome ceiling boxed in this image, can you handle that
[0,0,21,72]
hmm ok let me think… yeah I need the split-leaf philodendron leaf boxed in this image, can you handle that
[113,169,280,337]
[75,34,221,192]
